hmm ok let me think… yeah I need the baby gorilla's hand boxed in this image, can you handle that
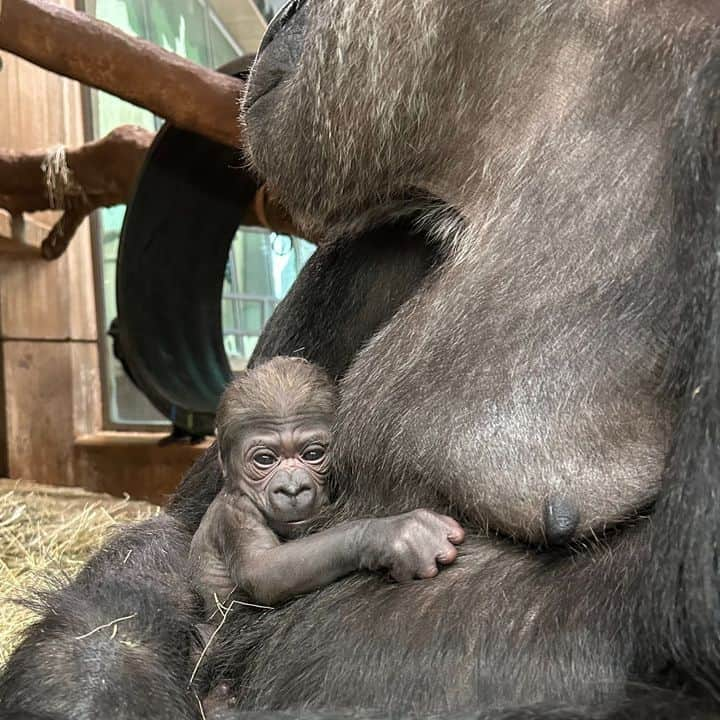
[357,509,465,582]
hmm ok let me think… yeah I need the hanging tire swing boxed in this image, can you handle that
[115,58,257,437]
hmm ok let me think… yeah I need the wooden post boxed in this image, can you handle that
[0,0,245,148]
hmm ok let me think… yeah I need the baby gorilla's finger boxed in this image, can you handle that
[436,515,465,544]
[416,564,439,579]
[436,541,458,566]
[389,561,417,583]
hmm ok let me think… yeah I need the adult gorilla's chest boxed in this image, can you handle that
[332,209,671,544]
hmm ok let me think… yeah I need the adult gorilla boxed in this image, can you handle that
[2,1,720,719]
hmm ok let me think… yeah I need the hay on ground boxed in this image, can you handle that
[0,478,158,666]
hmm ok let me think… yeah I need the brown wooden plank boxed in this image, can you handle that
[0,0,245,147]
[75,432,210,504]
[0,338,7,477]
[71,341,102,436]
[0,44,98,341]
[0,224,74,339]
[3,339,77,486]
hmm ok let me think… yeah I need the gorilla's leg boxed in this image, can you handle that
[202,529,720,720]
[210,702,718,720]
[0,515,200,720]
[250,217,443,378]
[212,530,638,711]
[205,532,681,716]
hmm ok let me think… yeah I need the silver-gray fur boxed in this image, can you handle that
[244,0,716,541]
[1,1,720,719]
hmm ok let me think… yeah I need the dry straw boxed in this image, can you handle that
[0,479,158,666]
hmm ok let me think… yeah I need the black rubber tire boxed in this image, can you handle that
[115,57,256,436]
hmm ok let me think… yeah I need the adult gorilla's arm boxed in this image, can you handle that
[638,50,720,686]
[0,515,199,719]
[250,217,443,379]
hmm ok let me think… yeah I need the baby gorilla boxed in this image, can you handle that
[190,356,464,611]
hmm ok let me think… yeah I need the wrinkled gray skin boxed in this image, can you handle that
[189,357,464,609]
[244,0,702,544]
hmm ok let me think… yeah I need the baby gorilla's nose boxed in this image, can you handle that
[274,481,311,501]
[268,471,317,520]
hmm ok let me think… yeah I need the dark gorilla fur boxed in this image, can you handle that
[2,1,720,719]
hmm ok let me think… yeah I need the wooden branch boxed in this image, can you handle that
[0,125,153,259]
[0,1,301,258]
[0,125,153,207]
[0,126,301,260]
[0,0,244,148]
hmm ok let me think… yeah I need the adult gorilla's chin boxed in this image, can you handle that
[243,0,464,238]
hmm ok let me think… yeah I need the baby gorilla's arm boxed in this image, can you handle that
[225,506,465,606]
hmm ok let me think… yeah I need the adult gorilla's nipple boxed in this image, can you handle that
[543,495,580,546]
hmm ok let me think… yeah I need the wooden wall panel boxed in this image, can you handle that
[0,339,7,477]
[0,0,214,499]
[0,1,102,489]
[0,217,95,341]
[66,221,96,340]
[0,44,96,342]
[75,433,209,505]
[3,340,77,485]
[0,238,74,340]
[71,341,102,435]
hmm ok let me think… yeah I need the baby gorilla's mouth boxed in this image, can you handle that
[267,516,315,540]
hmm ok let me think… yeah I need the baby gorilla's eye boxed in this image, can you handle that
[302,446,326,463]
[252,451,277,468]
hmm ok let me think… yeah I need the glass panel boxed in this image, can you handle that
[209,15,241,65]
[147,0,209,66]
[236,230,273,296]
[237,300,264,335]
[99,206,124,321]
[221,298,239,332]
[94,0,147,37]
[222,231,315,367]
[110,357,168,424]
[92,1,169,425]
[295,238,317,268]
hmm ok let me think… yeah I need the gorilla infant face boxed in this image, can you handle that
[216,357,338,530]
[226,417,331,524]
